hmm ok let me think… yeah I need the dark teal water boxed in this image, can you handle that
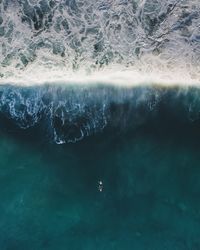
[1,118,200,250]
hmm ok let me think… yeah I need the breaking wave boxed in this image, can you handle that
[0,83,200,144]
[1,0,200,143]
[0,0,200,82]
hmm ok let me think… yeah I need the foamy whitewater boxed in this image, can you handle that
[0,0,200,84]
[0,0,200,143]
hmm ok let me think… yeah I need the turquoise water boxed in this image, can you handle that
[1,120,200,250]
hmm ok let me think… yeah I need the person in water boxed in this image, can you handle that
[98,181,103,192]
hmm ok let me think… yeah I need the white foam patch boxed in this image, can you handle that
[1,0,200,88]
[0,65,200,88]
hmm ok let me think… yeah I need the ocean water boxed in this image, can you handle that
[0,85,199,249]
[1,0,200,249]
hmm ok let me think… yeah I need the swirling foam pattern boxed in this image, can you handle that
[0,0,200,79]
[0,84,157,143]
[0,84,200,143]
[1,0,200,143]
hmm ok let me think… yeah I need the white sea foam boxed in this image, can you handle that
[0,65,199,87]
[0,0,200,87]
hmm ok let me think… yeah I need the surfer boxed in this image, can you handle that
[98,180,103,192]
